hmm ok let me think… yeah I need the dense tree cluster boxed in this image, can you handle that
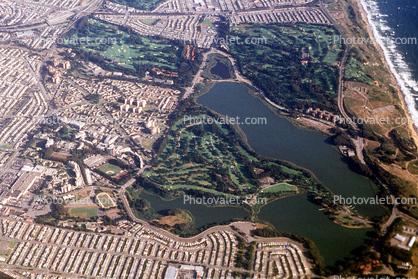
[229,24,340,112]
[109,0,164,11]
[389,129,417,153]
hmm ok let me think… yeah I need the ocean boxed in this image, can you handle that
[359,0,418,126]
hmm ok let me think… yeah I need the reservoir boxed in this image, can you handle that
[138,191,250,229]
[210,61,231,79]
[197,81,383,266]
[257,194,374,267]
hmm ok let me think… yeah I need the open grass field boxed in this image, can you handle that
[202,18,213,27]
[0,144,12,149]
[280,166,302,176]
[139,19,159,25]
[142,138,156,151]
[68,206,98,219]
[96,192,117,208]
[260,183,298,193]
[229,23,343,112]
[104,37,179,70]
[0,241,16,261]
[98,163,121,177]
[74,189,91,200]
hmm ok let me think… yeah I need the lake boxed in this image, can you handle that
[196,81,384,265]
[210,61,231,79]
[138,191,250,229]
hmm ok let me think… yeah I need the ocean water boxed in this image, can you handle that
[359,0,418,126]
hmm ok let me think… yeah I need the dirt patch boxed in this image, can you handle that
[408,161,418,176]
[51,152,71,161]
[254,223,269,230]
[152,209,193,228]
[365,140,380,151]
[380,163,418,196]
[293,117,334,135]
[0,241,13,255]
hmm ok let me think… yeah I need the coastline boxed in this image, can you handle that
[355,0,418,143]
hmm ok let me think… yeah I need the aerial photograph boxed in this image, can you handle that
[0,0,417,278]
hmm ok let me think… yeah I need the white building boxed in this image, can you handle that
[85,169,93,186]
[407,236,416,248]
[68,161,84,187]
[61,184,73,193]
[394,234,407,243]
[164,266,177,279]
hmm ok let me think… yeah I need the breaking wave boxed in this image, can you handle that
[358,0,418,127]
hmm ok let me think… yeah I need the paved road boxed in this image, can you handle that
[0,0,102,32]
[183,48,218,99]
[318,0,366,164]
[318,0,418,235]
[0,215,312,277]
[64,0,104,33]
[0,235,237,277]
[25,56,52,102]
[5,0,417,260]
[0,149,21,177]
[317,0,418,235]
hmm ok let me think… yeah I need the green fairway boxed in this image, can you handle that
[344,54,374,85]
[280,166,302,175]
[261,183,298,193]
[228,23,343,112]
[64,19,180,70]
[109,0,164,11]
[138,102,330,204]
[98,163,121,177]
[61,18,201,85]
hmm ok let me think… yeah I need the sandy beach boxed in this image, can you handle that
[355,0,418,143]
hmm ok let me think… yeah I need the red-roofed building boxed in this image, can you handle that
[105,208,121,220]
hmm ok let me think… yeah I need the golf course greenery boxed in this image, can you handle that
[228,23,343,112]
[134,100,333,210]
[61,18,202,86]
[109,0,164,11]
